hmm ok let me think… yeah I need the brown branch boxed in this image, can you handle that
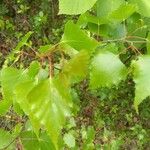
[16,137,23,150]
[48,55,54,78]
[126,35,147,41]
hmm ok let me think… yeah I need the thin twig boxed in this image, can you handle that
[127,35,147,41]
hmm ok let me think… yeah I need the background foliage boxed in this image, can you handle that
[0,0,149,149]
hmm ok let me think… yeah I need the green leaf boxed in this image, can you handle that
[59,0,97,15]
[96,43,119,54]
[63,133,75,148]
[129,0,150,17]
[0,99,12,115]
[88,22,127,39]
[86,127,95,143]
[20,131,40,150]
[1,67,32,115]
[82,127,95,149]
[0,65,39,115]
[110,4,136,22]
[96,0,125,17]
[0,129,13,149]
[27,79,71,148]
[131,56,150,112]
[126,13,147,48]
[27,61,40,78]
[0,65,40,115]
[40,132,56,150]
[0,68,22,110]
[37,68,49,81]
[111,23,127,38]
[90,51,127,89]
[77,12,109,26]
[63,21,99,52]
[14,80,40,144]
[15,78,72,149]
[20,131,56,150]
[38,45,52,54]
[14,31,33,52]
[61,50,90,83]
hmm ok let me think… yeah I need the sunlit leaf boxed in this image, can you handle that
[27,79,71,148]
[129,0,150,17]
[59,0,97,15]
[90,51,127,88]
[15,78,72,149]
